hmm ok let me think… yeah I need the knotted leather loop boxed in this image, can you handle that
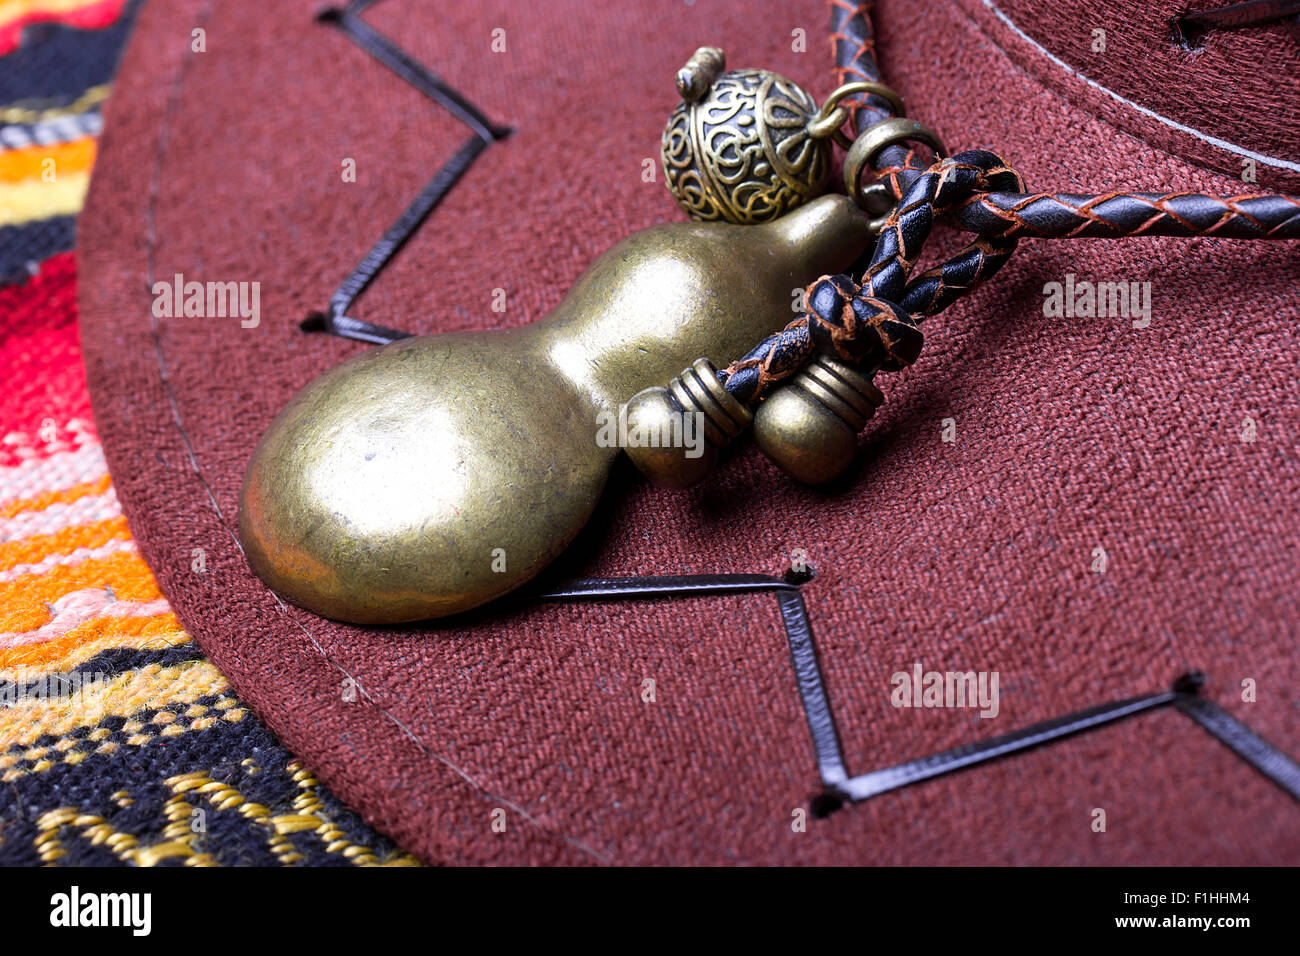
[719,149,1025,405]
[805,274,922,370]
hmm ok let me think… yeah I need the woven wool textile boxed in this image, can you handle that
[0,0,416,867]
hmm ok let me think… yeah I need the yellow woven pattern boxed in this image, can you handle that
[0,424,421,863]
[33,760,419,867]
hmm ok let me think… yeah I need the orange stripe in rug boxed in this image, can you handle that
[0,537,135,584]
[0,488,120,542]
[0,137,95,184]
[0,550,162,631]
[0,620,189,675]
[0,588,172,649]
[0,514,129,573]
[0,473,111,521]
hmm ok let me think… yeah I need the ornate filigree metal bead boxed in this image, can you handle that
[661,48,830,225]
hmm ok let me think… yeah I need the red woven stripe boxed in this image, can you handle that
[0,253,94,466]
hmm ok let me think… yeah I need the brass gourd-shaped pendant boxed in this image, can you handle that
[239,48,869,624]
[239,197,871,623]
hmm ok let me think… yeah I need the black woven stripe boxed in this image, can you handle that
[0,0,140,105]
[0,706,410,866]
[0,215,76,284]
[0,644,204,705]
[1,692,233,759]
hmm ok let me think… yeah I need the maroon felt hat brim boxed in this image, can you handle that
[78,0,1300,864]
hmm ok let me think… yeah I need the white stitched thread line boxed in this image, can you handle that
[981,0,1300,173]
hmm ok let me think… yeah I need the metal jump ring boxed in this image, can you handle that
[843,117,948,226]
[807,81,906,150]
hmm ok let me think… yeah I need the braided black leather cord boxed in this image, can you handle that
[716,2,1300,407]
[957,189,1300,239]
[720,150,1023,404]
[830,0,1300,240]
[830,0,909,160]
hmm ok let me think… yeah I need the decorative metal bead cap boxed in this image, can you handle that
[753,356,883,485]
[624,359,752,489]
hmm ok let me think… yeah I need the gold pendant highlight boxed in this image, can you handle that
[238,197,872,624]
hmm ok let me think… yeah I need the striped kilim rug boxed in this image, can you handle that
[0,0,417,867]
